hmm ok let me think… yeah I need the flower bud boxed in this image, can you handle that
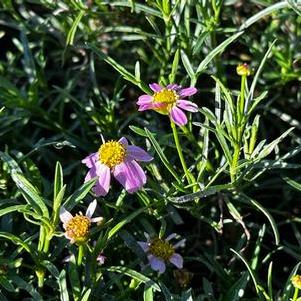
[292,275,301,289]
[236,63,251,76]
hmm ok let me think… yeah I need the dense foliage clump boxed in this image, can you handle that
[0,1,301,300]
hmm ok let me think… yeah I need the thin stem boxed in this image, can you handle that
[231,74,247,183]
[37,270,45,289]
[230,145,240,183]
[293,287,299,301]
[171,121,195,184]
[77,245,84,266]
[240,75,246,116]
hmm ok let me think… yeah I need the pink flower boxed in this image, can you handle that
[82,137,153,196]
[138,233,185,274]
[137,83,198,126]
[60,199,103,245]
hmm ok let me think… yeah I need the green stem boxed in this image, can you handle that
[231,74,247,183]
[230,145,240,183]
[239,75,246,120]
[77,245,84,266]
[171,121,195,184]
[37,269,45,289]
[293,287,299,301]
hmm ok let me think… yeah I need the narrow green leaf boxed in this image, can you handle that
[181,50,195,82]
[63,178,96,211]
[0,151,22,173]
[192,31,209,55]
[169,49,180,83]
[108,207,146,239]
[230,249,259,294]
[68,254,81,301]
[0,232,34,255]
[282,262,301,301]
[211,76,235,114]
[267,262,273,300]
[81,289,91,301]
[144,127,182,184]
[0,276,15,292]
[66,10,85,46]
[144,282,154,301]
[246,40,277,111]
[195,32,243,76]
[170,183,233,203]
[59,270,70,301]
[10,276,43,301]
[11,173,49,218]
[240,194,280,245]
[54,162,63,201]
[41,260,60,279]
[0,204,29,217]
[107,266,161,292]
[224,272,249,301]
[257,128,294,160]
[283,177,301,191]
[129,125,150,138]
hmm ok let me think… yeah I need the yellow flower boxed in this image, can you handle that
[292,275,301,290]
[236,63,251,76]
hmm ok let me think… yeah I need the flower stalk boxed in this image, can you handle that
[230,64,250,182]
[77,245,84,266]
[171,121,195,185]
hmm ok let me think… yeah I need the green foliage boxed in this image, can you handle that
[0,0,301,300]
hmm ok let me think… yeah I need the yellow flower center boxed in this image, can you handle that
[153,89,178,104]
[98,141,126,168]
[66,215,91,243]
[292,275,301,289]
[149,238,175,261]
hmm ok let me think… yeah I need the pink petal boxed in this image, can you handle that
[84,165,97,182]
[165,233,177,241]
[138,103,154,111]
[170,107,187,126]
[137,95,152,105]
[149,83,162,92]
[173,239,186,249]
[82,152,98,168]
[118,137,128,147]
[179,87,197,97]
[177,100,198,112]
[60,207,73,225]
[137,241,149,252]
[93,163,111,196]
[112,160,146,193]
[85,199,97,218]
[167,84,180,90]
[148,255,166,273]
[169,253,183,269]
[127,145,153,162]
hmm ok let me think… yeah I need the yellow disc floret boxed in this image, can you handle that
[153,89,178,104]
[152,89,179,115]
[99,141,126,168]
[149,238,175,261]
[65,215,91,243]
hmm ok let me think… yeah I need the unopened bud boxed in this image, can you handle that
[292,275,301,289]
[236,63,250,76]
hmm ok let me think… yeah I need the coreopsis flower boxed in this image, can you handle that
[60,199,103,245]
[138,233,185,274]
[82,137,153,196]
[292,275,301,290]
[137,83,198,126]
